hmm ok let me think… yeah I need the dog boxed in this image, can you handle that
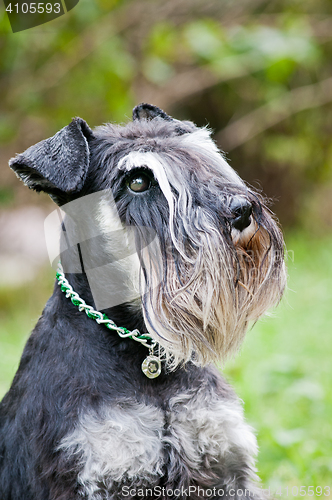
[0,104,286,500]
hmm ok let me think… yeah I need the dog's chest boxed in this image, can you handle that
[59,391,257,499]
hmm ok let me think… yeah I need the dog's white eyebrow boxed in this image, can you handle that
[118,151,174,212]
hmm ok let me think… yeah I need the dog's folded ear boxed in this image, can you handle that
[9,117,93,204]
[132,103,197,134]
[132,103,174,122]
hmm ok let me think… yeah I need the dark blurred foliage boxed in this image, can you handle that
[1,0,332,229]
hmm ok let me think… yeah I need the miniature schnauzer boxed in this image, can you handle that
[0,104,286,500]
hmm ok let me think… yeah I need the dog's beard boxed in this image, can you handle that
[139,208,286,369]
[115,138,286,369]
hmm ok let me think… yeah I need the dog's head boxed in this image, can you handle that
[10,104,286,367]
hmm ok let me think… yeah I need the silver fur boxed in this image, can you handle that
[59,403,165,499]
[59,390,258,499]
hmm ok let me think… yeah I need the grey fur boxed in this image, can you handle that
[59,386,258,500]
[59,403,165,499]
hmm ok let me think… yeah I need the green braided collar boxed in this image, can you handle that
[56,263,156,350]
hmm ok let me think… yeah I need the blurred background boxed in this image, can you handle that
[0,0,332,490]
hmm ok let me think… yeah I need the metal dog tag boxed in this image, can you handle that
[141,355,161,379]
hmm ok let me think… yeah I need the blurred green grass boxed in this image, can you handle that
[224,232,332,488]
[0,232,331,487]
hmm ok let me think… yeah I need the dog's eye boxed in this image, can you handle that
[128,173,151,193]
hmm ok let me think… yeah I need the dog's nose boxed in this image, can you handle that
[229,197,252,231]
